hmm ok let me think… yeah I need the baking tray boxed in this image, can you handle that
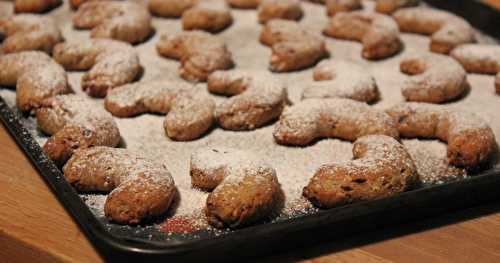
[1,0,500,261]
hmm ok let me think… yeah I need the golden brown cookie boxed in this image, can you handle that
[73,1,152,44]
[302,59,379,103]
[393,7,475,54]
[303,135,418,208]
[273,98,399,146]
[257,0,303,24]
[63,146,176,225]
[207,70,288,130]
[182,0,233,33]
[105,80,215,141]
[0,51,70,112]
[148,0,198,17]
[52,39,141,98]
[450,44,500,95]
[325,0,361,16]
[260,19,327,72]
[13,0,62,13]
[451,44,500,74]
[36,94,121,166]
[400,53,467,103]
[323,11,402,59]
[156,31,234,82]
[190,147,280,229]
[375,0,419,14]
[226,0,260,8]
[386,102,496,168]
[0,15,62,54]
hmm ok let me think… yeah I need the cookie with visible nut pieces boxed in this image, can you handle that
[304,135,418,208]
[53,39,141,98]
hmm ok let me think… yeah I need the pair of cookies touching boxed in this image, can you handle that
[155,22,325,80]
[325,1,475,54]
[7,1,153,45]
[64,145,280,228]
[6,56,488,230]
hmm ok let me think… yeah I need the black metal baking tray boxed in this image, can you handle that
[1,0,500,261]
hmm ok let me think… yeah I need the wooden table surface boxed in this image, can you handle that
[2,2,500,262]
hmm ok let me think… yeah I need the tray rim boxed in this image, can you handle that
[1,0,500,260]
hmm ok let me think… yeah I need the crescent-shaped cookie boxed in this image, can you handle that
[302,59,379,103]
[386,102,496,168]
[0,15,62,54]
[393,7,475,54]
[260,19,327,72]
[36,94,121,166]
[53,39,141,98]
[73,1,152,44]
[190,147,280,228]
[105,80,215,141]
[450,44,500,95]
[156,31,234,82]
[0,51,70,111]
[63,146,176,225]
[400,53,467,103]
[273,98,399,146]
[303,135,418,208]
[208,70,288,130]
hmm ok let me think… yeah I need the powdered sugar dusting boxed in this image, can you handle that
[47,94,115,132]
[401,52,467,98]
[0,51,67,94]
[274,98,396,140]
[1,0,500,235]
[451,44,500,74]
[0,14,62,53]
[303,59,378,102]
[404,139,468,186]
[210,69,287,106]
[191,146,274,187]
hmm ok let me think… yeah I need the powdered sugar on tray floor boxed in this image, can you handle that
[1,0,500,237]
